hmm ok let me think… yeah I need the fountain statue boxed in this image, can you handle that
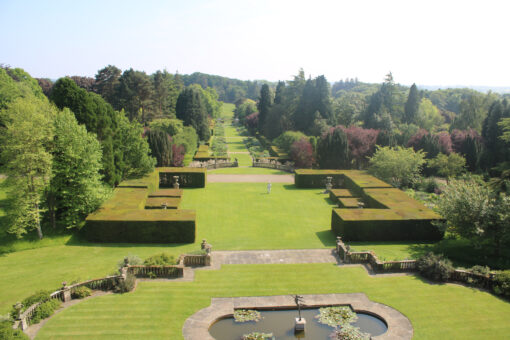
[293,294,306,332]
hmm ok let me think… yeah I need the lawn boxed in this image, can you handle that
[180,183,337,250]
[226,140,249,152]
[229,153,252,166]
[35,263,510,340]
[221,103,235,119]
[208,167,289,175]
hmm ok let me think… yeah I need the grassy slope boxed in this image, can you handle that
[36,264,510,340]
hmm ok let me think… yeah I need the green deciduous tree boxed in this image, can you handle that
[415,98,444,131]
[437,179,510,255]
[48,108,110,229]
[117,111,156,178]
[368,146,426,188]
[149,118,184,136]
[428,153,466,182]
[0,96,55,238]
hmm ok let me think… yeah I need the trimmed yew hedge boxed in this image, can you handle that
[294,169,346,188]
[83,210,196,243]
[158,167,207,188]
[331,208,444,241]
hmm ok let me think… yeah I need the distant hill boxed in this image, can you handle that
[418,84,510,94]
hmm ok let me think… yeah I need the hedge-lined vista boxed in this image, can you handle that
[82,169,198,243]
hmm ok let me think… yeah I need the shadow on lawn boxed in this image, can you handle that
[315,230,336,247]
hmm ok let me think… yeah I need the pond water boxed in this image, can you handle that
[209,308,387,340]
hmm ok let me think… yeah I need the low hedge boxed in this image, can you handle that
[294,169,346,188]
[158,167,207,188]
[82,210,196,243]
[331,208,444,241]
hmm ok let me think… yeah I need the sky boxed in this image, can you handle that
[1,0,510,87]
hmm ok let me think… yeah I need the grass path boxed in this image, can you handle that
[220,104,253,166]
[35,264,510,340]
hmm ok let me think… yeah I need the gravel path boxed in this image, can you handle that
[207,174,294,183]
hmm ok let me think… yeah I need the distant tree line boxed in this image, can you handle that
[234,69,510,182]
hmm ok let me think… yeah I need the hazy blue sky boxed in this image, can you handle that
[1,0,509,86]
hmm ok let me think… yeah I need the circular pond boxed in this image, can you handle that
[209,308,387,340]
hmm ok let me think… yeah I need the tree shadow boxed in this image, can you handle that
[315,230,336,247]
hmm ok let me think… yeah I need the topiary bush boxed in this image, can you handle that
[71,286,92,299]
[493,270,510,298]
[417,252,454,282]
[143,253,177,266]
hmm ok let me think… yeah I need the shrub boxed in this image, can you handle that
[71,286,92,299]
[493,270,510,297]
[274,131,307,154]
[290,138,315,168]
[0,321,29,340]
[10,290,52,319]
[31,299,61,324]
[368,146,426,188]
[469,265,491,276]
[114,271,136,293]
[143,253,177,266]
[415,177,440,193]
[117,255,142,271]
[417,252,454,282]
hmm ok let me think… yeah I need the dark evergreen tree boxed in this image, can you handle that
[481,100,510,172]
[94,65,121,106]
[404,83,420,124]
[293,78,317,133]
[315,75,334,124]
[257,84,272,132]
[317,127,349,169]
[50,77,120,185]
[116,68,154,122]
[274,81,285,104]
[147,129,172,167]
[176,86,210,141]
[152,70,180,118]
[363,72,399,129]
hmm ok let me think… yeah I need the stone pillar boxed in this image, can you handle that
[12,302,25,330]
[205,253,211,266]
[324,176,333,193]
[61,282,72,302]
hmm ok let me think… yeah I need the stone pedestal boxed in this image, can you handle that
[294,317,306,331]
